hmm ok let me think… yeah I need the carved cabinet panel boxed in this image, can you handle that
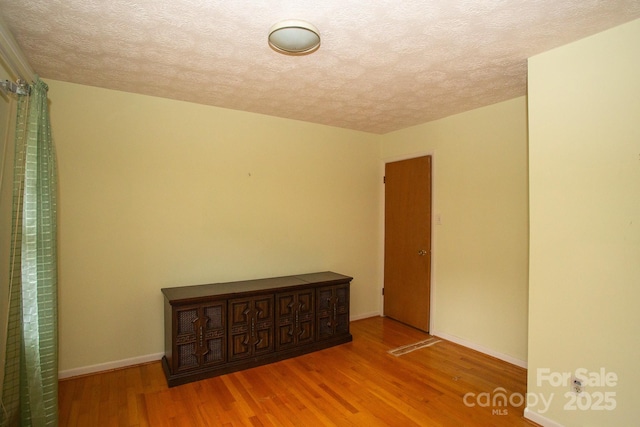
[228,295,274,361]
[276,289,315,350]
[172,301,226,373]
[317,284,350,340]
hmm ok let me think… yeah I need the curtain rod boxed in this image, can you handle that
[0,15,36,85]
[0,79,29,95]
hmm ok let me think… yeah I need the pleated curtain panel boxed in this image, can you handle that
[1,78,58,426]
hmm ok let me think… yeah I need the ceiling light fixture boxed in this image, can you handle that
[268,20,320,55]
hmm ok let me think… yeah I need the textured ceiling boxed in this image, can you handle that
[1,1,639,134]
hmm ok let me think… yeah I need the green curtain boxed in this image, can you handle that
[1,78,58,426]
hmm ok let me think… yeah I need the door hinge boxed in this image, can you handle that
[383,176,386,184]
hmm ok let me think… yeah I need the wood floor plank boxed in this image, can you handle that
[58,317,539,426]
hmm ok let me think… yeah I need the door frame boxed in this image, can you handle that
[379,151,437,333]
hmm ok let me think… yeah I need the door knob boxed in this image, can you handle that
[418,249,428,256]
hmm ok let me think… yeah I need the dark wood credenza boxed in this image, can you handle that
[161,271,352,387]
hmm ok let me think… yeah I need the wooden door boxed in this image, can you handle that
[384,155,432,332]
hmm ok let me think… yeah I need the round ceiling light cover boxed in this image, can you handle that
[268,20,320,55]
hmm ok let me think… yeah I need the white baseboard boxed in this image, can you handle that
[58,352,164,380]
[351,311,380,321]
[58,314,382,380]
[524,407,564,427]
[59,314,380,380]
[432,331,527,369]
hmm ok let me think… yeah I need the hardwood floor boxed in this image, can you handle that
[59,317,539,426]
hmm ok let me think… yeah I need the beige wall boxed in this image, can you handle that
[527,18,640,426]
[51,80,533,375]
[381,97,530,364]
[47,80,382,373]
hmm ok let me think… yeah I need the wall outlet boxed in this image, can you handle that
[571,377,584,394]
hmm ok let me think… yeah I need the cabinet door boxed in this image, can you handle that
[276,289,315,350]
[200,302,226,367]
[174,305,200,372]
[173,302,226,372]
[317,284,350,340]
[228,295,274,361]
